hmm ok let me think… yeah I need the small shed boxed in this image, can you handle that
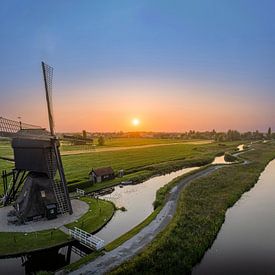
[89,167,115,183]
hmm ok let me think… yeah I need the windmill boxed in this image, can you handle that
[0,62,72,223]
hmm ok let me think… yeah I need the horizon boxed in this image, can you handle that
[1,1,275,132]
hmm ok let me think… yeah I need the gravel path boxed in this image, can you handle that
[70,166,220,275]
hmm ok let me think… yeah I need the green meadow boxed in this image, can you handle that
[60,137,191,151]
[0,139,241,194]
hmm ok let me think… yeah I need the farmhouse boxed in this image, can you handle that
[89,167,115,183]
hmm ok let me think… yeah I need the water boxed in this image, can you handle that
[211,144,244,165]
[211,155,229,164]
[237,144,244,151]
[0,241,92,275]
[96,166,199,244]
[193,159,275,275]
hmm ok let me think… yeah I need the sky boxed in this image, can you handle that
[0,0,274,132]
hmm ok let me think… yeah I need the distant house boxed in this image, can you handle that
[89,167,115,183]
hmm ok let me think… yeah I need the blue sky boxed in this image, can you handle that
[0,1,274,132]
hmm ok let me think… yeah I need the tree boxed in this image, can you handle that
[82,130,87,139]
[98,136,105,146]
[267,127,272,139]
[226,129,241,141]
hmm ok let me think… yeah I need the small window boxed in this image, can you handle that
[41,191,46,198]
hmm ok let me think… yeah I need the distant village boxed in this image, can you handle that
[58,128,273,145]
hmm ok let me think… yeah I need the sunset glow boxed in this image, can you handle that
[0,2,274,133]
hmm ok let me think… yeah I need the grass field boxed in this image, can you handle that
[111,142,275,274]
[0,229,68,256]
[103,137,193,147]
[0,138,209,156]
[63,141,240,194]
[0,140,13,177]
[60,138,209,151]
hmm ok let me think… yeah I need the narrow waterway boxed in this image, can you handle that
[96,166,199,244]
[193,158,275,275]
[95,148,240,244]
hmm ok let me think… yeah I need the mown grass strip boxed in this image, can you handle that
[0,230,69,257]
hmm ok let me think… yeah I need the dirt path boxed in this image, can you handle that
[69,166,221,275]
[61,140,213,156]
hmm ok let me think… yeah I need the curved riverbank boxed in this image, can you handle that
[70,165,221,275]
[108,142,275,274]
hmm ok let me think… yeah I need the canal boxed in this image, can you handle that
[193,158,275,274]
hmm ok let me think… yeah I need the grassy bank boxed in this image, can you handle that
[0,228,69,257]
[66,197,115,232]
[111,142,275,274]
[0,197,114,256]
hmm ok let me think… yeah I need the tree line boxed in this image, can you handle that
[175,128,273,141]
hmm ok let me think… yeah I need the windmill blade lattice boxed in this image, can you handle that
[0,117,42,138]
[41,61,73,215]
[42,62,55,135]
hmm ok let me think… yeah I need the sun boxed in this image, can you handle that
[132,118,140,126]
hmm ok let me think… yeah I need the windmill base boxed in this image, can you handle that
[0,199,89,232]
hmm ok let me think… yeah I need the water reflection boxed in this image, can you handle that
[211,155,229,164]
[237,144,244,151]
[193,159,275,275]
[212,144,244,165]
[0,242,91,275]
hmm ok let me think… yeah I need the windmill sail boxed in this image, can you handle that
[0,117,43,138]
[42,61,55,136]
[41,61,73,215]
